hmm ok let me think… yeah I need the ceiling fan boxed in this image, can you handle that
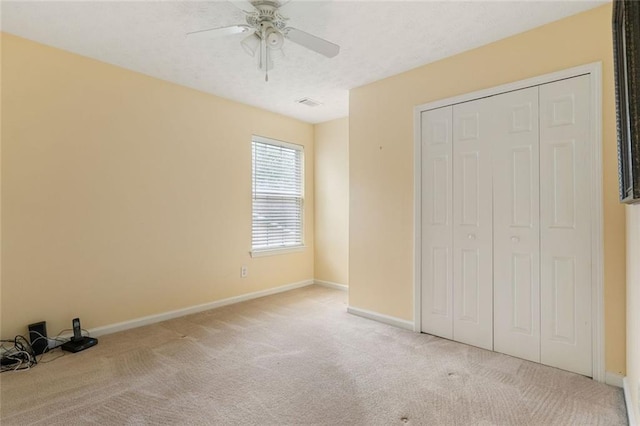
[186,0,340,82]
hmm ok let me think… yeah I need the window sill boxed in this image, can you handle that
[250,246,306,258]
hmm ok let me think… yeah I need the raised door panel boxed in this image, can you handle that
[461,153,480,226]
[421,107,454,339]
[452,99,493,351]
[492,87,541,362]
[460,248,480,322]
[540,75,592,376]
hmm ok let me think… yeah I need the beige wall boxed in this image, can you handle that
[349,4,626,374]
[314,117,349,286]
[627,204,640,418]
[1,33,314,338]
[0,34,3,337]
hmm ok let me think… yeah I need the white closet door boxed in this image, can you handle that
[492,87,541,362]
[421,107,454,339]
[540,75,592,376]
[452,98,493,350]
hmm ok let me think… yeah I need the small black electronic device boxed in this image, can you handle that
[0,357,20,367]
[61,318,98,353]
[72,318,82,341]
[28,321,48,355]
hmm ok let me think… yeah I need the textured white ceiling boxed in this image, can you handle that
[2,0,607,123]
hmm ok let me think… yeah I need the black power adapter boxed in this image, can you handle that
[28,321,48,355]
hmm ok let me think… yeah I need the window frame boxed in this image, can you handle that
[250,135,306,257]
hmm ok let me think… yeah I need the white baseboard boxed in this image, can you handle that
[87,279,315,338]
[314,280,348,291]
[606,371,624,388]
[347,306,414,331]
[624,377,638,426]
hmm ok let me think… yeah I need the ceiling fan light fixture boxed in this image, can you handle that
[241,32,260,57]
[187,0,341,82]
[266,28,284,50]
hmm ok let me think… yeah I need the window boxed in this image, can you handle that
[251,136,304,254]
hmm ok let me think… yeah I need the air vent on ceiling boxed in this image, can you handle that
[296,97,322,107]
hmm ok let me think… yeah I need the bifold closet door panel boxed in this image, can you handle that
[421,106,454,339]
[492,87,541,363]
[452,98,493,351]
[540,75,592,377]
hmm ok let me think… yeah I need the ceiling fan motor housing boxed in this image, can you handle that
[246,3,287,31]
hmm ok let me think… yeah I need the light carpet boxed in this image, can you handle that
[0,285,627,425]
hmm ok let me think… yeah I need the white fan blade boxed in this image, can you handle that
[186,25,250,38]
[229,0,256,13]
[284,27,339,58]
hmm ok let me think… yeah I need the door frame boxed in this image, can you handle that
[412,62,604,382]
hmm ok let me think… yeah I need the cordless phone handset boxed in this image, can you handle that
[72,318,83,342]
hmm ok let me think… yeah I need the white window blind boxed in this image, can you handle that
[252,136,304,252]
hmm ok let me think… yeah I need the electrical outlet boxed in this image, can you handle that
[241,266,248,278]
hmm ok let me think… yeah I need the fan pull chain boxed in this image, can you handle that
[265,47,269,82]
